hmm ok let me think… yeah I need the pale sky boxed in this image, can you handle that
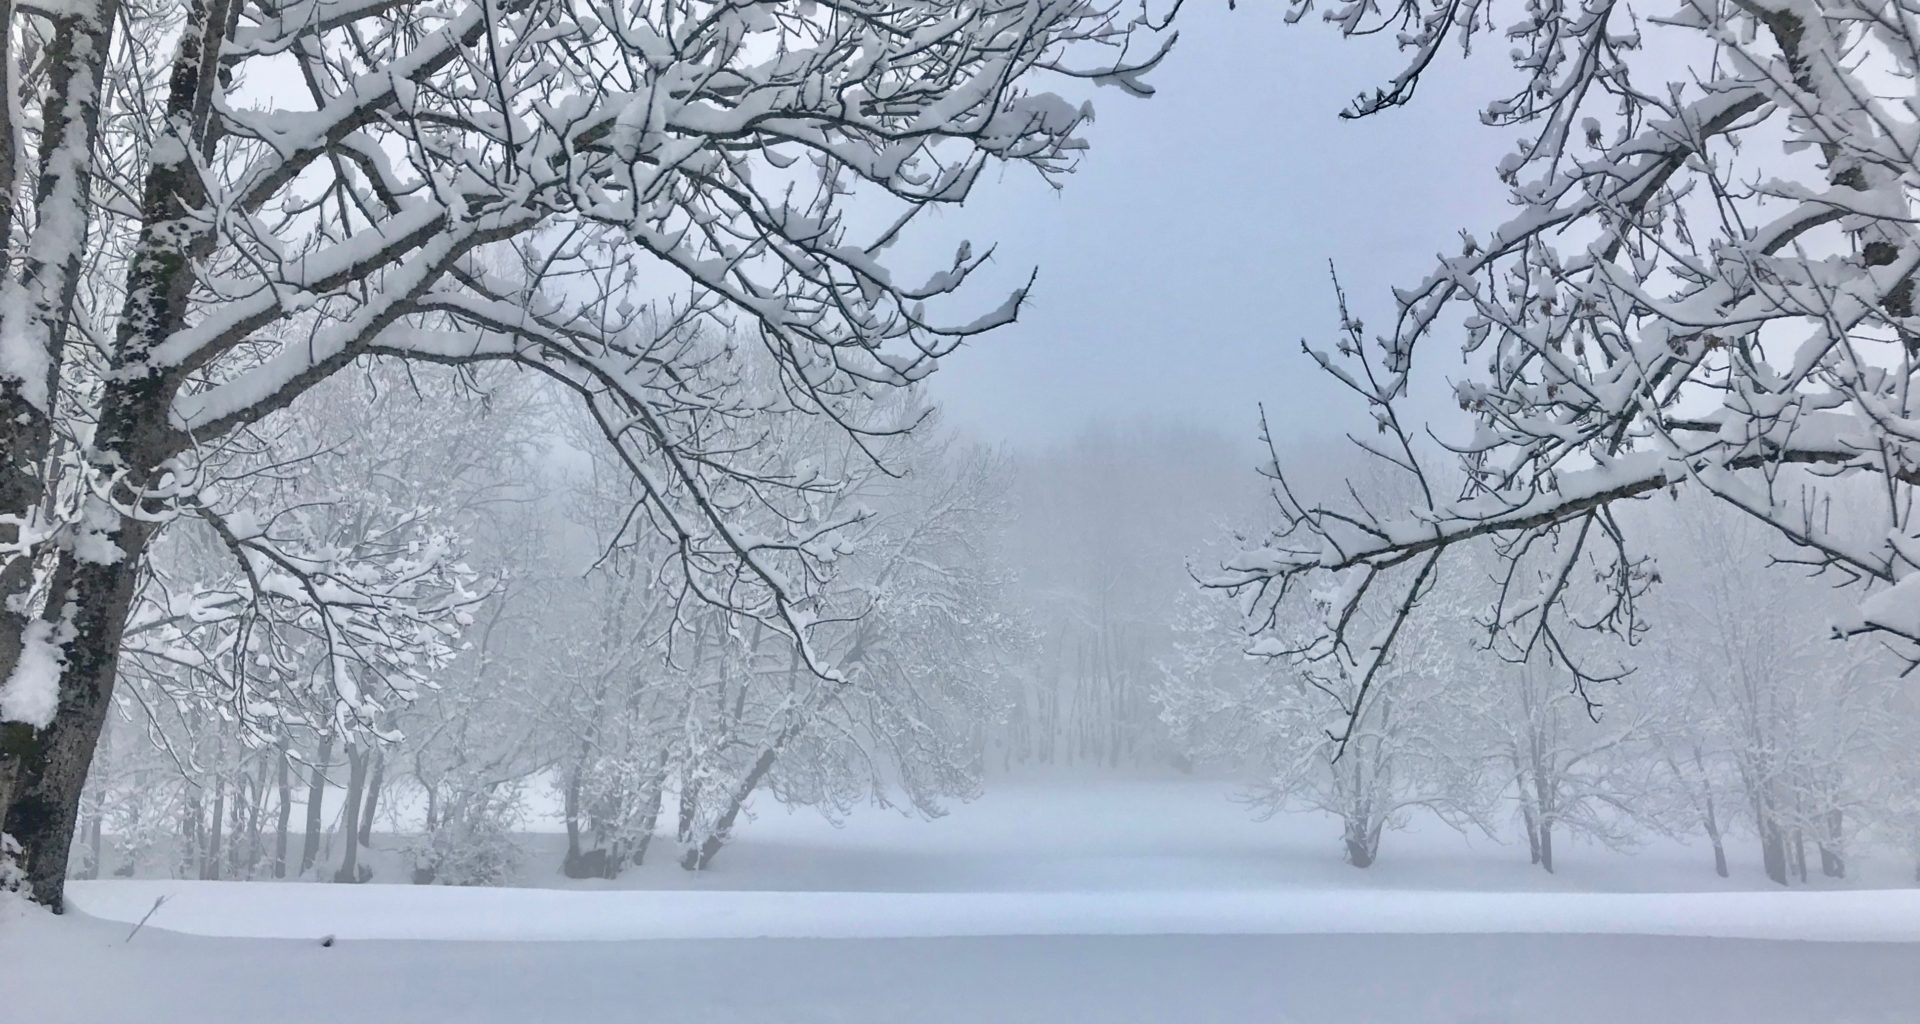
[915,5,1518,452]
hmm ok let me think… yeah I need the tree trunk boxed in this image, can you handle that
[83,808,102,881]
[235,764,265,879]
[334,746,369,883]
[1,516,157,910]
[0,2,122,898]
[299,733,334,876]
[1759,818,1789,887]
[677,767,699,844]
[274,744,292,878]
[630,755,671,868]
[357,750,384,847]
[683,746,780,871]
[1702,791,1729,879]
[180,785,202,879]
[1341,813,1377,869]
[204,776,225,880]
[1819,809,1845,879]
[562,758,586,874]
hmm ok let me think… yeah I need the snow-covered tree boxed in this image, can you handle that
[76,362,543,881]
[0,0,1168,908]
[1165,461,1491,867]
[1215,0,1920,762]
[1644,497,1897,884]
[1475,654,1656,873]
[531,389,1027,875]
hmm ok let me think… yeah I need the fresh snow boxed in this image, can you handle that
[7,917,1919,1024]
[10,780,1918,1023]
[58,878,1920,943]
[0,618,66,727]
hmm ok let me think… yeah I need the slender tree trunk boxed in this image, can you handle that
[630,753,672,868]
[1759,817,1789,887]
[83,808,102,881]
[228,772,249,878]
[677,767,698,844]
[683,745,781,871]
[299,733,334,876]
[1701,791,1729,879]
[235,764,264,878]
[1819,809,1845,879]
[357,750,384,847]
[273,743,291,878]
[330,756,363,881]
[563,756,586,872]
[333,746,369,883]
[179,785,202,879]
[204,776,225,880]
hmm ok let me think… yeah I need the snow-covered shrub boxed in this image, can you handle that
[409,784,524,887]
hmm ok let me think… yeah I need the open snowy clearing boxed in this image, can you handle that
[57,779,1920,942]
[13,780,1919,1022]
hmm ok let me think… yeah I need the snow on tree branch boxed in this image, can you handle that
[1216,0,1920,746]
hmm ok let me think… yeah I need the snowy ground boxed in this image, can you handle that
[8,779,1919,1022]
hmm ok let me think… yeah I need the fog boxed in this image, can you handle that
[3,0,1918,1021]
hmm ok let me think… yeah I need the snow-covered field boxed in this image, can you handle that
[7,779,1918,1022]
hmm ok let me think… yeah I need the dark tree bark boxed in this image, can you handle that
[1759,818,1789,887]
[682,746,780,871]
[273,743,292,878]
[235,763,266,878]
[1341,813,1378,869]
[3,519,158,909]
[1702,790,1729,879]
[357,751,384,847]
[562,754,596,878]
[188,786,203,877]
[333,745,370,883]
[299,733,334,876]
[1819,810,1845,879]
[677,767,699,844]
[204,776,225,880]
[0,0,233,910]
[629,754,671,868]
